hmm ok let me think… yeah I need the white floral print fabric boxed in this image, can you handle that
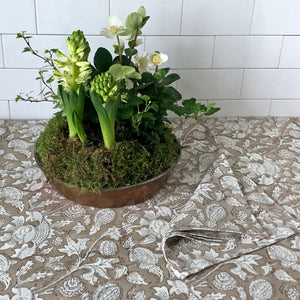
[0,117,299,299]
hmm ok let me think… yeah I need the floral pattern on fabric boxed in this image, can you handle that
[0,117,299,299]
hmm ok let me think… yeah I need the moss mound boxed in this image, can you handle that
[36,113,181,191]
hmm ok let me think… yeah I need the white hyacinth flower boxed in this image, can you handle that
[101,14,123,39]
[134,53,153,73]
[149,51,168,66]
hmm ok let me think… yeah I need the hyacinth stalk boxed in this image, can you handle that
[90,72,120,150]
[54,30,92,141]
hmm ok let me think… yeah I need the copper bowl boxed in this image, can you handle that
[35,147,180,208]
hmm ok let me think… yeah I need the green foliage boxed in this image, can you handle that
[93,47,113,74]
[58,84,87,141]
[90,72,120,149]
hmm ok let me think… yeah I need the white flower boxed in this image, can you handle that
[149,51,168,66]
[101,14,123,39]
[134,53,152,73]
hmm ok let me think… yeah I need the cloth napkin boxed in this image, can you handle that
[162,154,299,279]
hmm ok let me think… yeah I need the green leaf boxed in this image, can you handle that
[141,112,156,121]
[159,73,180,86]
[16,32,23,38]
[141,72,153,83]
[153,69,166,81]
[113,55,130,66]
[113,45,119,55]
[163,86,182,101]
[119,106,134,119]
[139,16,150,28]
[125,48,137,57]
[94,47,113,73]
[22,47,31,53]
[126,95,144,106]
[204,106,220,116]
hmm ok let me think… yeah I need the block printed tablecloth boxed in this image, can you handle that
[0,117,299,299]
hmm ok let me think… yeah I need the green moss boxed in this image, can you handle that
[36,113,181,191]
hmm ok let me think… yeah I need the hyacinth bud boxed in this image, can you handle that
[90,72,118,102]
[53,30,92,92]
[67,30,90,62]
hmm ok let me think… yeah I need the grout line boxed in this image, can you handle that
[34,0,39,34]
[3,67,300,71]
[249,0,256,35]
[268,100,273,116]
[211,36,216,68]
[179,0,184,36]
[277,36,285,69]
[239,69,246,100]
[0,35,5,68]
[8,100,11,119]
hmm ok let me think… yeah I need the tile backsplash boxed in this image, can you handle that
[0,0,300,119]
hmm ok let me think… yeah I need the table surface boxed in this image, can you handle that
[0,117,299,299]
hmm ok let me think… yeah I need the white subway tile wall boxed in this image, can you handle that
[0,0,299,119]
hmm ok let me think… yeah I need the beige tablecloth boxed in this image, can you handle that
[0,117,299,299]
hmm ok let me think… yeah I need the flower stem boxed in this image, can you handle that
[116,35,122,65]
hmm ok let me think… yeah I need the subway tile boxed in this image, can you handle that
[36,0,109,34]
[0,69,41,100]
[0,101,10,119]
[213,36,282,68]
[252,0,300,35]
[3,35,68,69]
[177,69,243,100]
[280,37,300,68]
[110,0,182,35]
[9,101,58,119]
[270,100,300,117]
[182,0,254,35]
[241,69,300,99]
[3,34,133,69]
[208,100,271,117]
[146,36,214,69]
[86,36,144,64]
[0,36,4,68]
[0,0,36,34]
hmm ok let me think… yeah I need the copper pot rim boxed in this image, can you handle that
[34,142,181,192]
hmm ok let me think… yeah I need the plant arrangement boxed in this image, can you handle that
[16,7,220,195]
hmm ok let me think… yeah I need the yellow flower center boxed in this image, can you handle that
[138,57,148,69]
[151,54,162,65]
[109,26,118,35]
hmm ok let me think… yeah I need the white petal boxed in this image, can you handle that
[101,28,114,39]
[108,14,122,27]
[135,38,143,46]
[159,52,168,63]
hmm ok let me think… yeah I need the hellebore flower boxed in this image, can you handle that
[149,51,168,66]
[134,53,152,73]
[102,14,123,39]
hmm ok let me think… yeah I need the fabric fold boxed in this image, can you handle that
[162,154,299,279]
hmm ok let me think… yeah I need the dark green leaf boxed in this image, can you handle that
[119,106,134,119]
[125,48,137,57]
[158,73,180,86]
[94,47,113,73]
[141,72,153,83]
[126,95,144,106]
[163,86,182,101]
[139,16,150,28]
[113,55,130,66]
